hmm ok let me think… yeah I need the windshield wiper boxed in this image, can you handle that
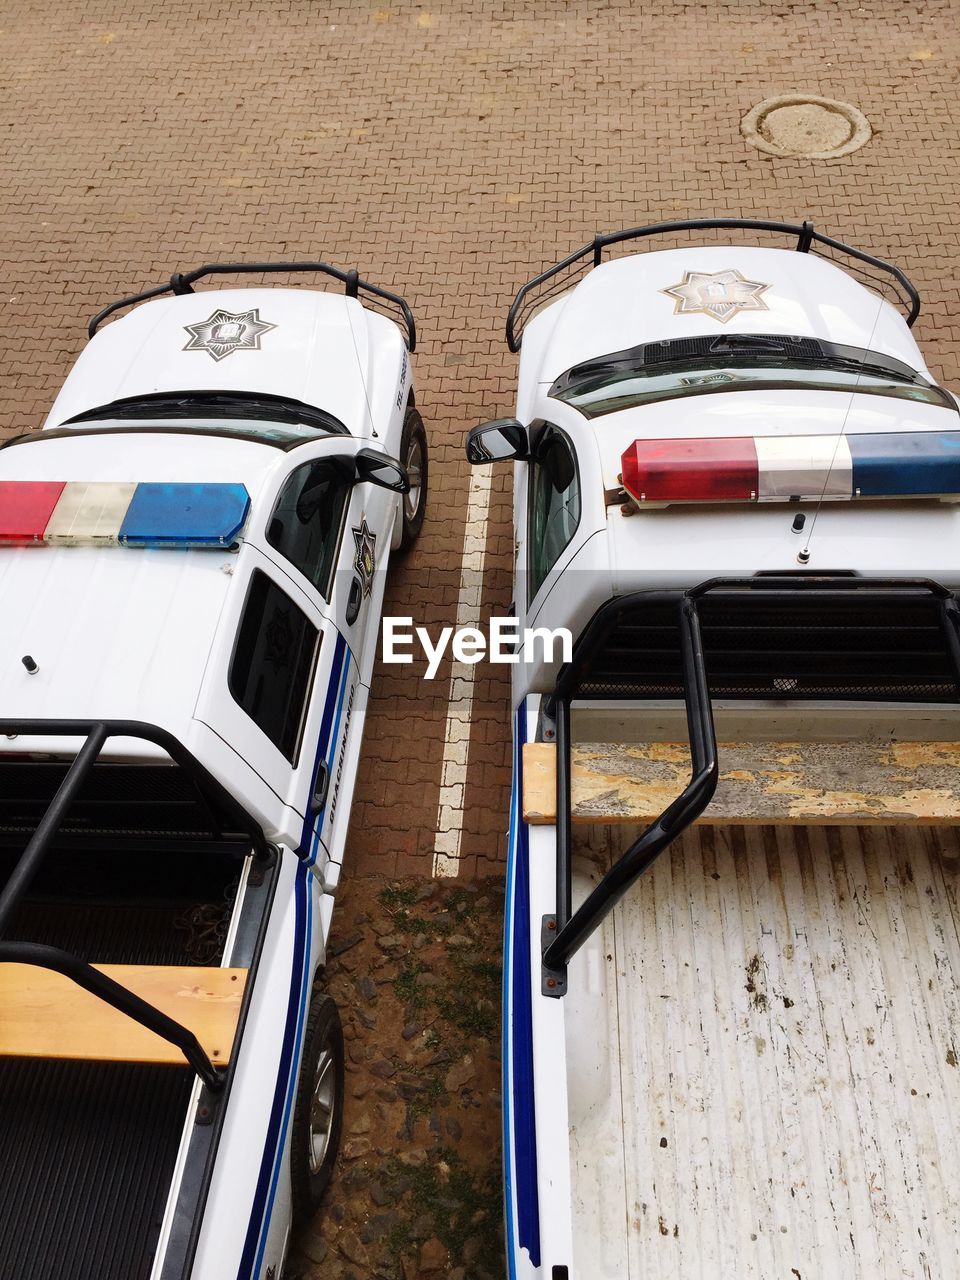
[561,333,827,385]
[64,390,348,435]
[558,348,935,394]
[701,334,800,354]
[553,334,939,394]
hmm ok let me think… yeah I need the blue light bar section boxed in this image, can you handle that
[119,483,250,547]
[849,431,960,498]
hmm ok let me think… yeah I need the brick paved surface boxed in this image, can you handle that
[2,1,960,884]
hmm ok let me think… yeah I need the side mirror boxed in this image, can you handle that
[354,447,410,494]
[466,418,529,464]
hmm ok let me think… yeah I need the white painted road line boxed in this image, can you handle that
[432,464,494,878]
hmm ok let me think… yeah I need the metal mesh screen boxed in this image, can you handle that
[0,761,240,842]
[578,595,960,702]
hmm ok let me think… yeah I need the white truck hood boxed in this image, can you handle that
[45,287,404,436]
[524,246,929,390]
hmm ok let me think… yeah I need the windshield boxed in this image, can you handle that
[550,334,956,419]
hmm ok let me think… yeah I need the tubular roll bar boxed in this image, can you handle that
[0,942,224,1091]
[0,719,271,1087]
[88,259,417,351]
[539,577,960,996]
[505,218,921,352]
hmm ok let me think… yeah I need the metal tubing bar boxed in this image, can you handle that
[548,578,955,724]
[0,718,269,863]
[541,573,955,984]
[89,260,417,350]
[0,941,223,1090]
[506,218,920,350]
[85,281,176,336]
[547,590,683,715]
[939,596,960,689]
[688,575,951,599]
[554,697,572,934]
[0,724,107,935]
[543,597,719,971]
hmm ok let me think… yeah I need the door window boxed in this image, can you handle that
[229,569,319,764]
[527,425,581,603]
[266,460,351,601]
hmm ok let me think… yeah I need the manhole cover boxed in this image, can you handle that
[741,93,871,159]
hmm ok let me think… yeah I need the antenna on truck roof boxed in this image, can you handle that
[797,289,888,564]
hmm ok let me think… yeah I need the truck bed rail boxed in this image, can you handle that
[0,720,271,1086]
[539,577,960,995]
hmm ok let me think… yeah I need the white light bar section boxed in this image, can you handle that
[755,434,852,501]
[43,482,137,544]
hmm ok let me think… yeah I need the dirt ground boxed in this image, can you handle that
[288,877,505,1280]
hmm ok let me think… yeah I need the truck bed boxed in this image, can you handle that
[0,850,239,1280]
[567,823,960,1279]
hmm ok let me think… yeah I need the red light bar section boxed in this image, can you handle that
[0,481,66,544]
[621,437,759,503]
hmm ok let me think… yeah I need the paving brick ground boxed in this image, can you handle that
[3,0,960,883]
[4,3,960,1277]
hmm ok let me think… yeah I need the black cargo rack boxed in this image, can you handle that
[89,259,417,351]
[538,577,960,996]
[505,218,921,352]
[0,719,273,1088]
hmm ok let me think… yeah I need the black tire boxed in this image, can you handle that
[290,992,344,1219]
[398,406,428,550]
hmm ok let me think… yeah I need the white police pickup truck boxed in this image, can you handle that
[469,220,960,1280]
[0,261,427,1280]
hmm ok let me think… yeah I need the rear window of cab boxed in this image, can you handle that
[229,569,319,764]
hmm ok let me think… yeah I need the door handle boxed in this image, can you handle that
[311,761,330,815]
[345,575,363,626]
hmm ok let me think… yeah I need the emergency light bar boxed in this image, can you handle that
[621,432,960,505]
[0,481,249,547]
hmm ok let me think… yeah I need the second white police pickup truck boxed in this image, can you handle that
[470,218,960,1280]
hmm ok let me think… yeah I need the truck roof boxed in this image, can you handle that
[0,432,279,755]
[44,287,405,438]
[0,541,231,745]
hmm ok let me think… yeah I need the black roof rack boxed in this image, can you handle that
[539,577,960,997]
[505,218,921,352]
[89,260,417,351]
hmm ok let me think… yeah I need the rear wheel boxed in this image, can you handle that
[398,406,428,550]
[290,992,344,1219]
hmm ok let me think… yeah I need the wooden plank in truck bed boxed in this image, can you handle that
[0,964,247,1066]
[523,740,960,825]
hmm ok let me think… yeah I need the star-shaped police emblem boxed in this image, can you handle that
[182,308,276,362]
[661,269,771,324]
[352,518,377,597]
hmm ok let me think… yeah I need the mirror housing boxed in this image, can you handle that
[466,418,529,464]
[354,447,410,494]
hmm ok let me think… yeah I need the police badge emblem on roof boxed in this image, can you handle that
[661,268,771,323]
[182,308,277,362]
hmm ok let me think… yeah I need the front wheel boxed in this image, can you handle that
[290,992,345,1219]
[398,406,428,550]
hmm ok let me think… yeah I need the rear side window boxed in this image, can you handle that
[266,460,351,600]
[229,570,319,763]
[527,425,581,603]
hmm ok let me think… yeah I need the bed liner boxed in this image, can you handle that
[566,822,960,1279]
